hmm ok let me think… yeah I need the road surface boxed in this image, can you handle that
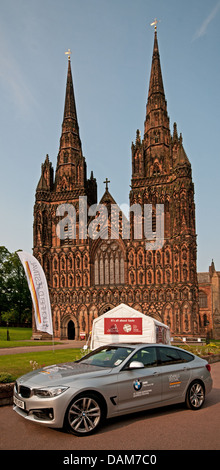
[1,363,219,452]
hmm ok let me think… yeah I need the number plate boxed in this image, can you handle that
[14,395,25,410]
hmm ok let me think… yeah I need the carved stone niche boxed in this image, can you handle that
[213,308,220,340]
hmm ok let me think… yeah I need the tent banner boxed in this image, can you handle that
[104,317,142,335]
[17,251,53,335]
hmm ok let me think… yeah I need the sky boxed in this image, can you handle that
[0,0,219,272]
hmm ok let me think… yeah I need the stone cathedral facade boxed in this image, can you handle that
[33,31,200,340]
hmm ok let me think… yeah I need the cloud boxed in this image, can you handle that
[0,28,37,117]
[0,58,35,115]
[193,1,220,40]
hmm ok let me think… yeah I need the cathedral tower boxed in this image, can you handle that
[129,27,199,335]
[33,56,97,339]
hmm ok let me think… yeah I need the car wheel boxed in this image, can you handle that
[65,393,104,436]
[186,381,205,410]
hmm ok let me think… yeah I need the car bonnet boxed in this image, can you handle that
[17,362,112,388]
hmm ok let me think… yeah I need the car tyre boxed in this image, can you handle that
[65,392,104,436]
[186,380,205,410]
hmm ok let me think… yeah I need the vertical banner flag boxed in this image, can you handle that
[18,251,53,335]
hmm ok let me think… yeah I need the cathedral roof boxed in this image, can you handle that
[177,140,191,167]
[99,188,117,205]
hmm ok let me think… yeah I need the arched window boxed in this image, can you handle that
[94,242,124,286]
[69,274,73,287]
[199,291,208,308]
[63,152,68,164]
[153,162,160,174]
[164,304,172,329]
[53,258,58,271]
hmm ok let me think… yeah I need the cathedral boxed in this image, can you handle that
[33,29,200,340]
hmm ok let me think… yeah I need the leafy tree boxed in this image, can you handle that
[0,246,11,316]
[0,247,32,325]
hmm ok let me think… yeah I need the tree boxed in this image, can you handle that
[0,246,32,325]
[0,246,11,317]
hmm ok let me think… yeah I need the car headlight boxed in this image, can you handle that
[34,386,69,398]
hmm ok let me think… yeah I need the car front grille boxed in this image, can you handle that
[19,386,31,398]
[15,382,31,398]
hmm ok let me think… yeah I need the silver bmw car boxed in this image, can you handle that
[13,343,212,436]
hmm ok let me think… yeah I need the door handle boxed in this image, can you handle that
[153,371,159,376]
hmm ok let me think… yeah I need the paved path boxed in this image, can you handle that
[0,340,86,355]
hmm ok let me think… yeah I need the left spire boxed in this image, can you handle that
[57,51,82,161]
[62,52,80,139]
[55,50,84,190]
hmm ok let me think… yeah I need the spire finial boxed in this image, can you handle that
[150,18,160,31]
[65,49,72,60]
[103,177,110,191]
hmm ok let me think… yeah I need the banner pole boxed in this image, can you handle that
[52,334,55,353]
[17,250,54,340]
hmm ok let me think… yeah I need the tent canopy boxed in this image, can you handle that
[90,303,170,350]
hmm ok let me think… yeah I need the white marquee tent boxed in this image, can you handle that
[90,303,170,350]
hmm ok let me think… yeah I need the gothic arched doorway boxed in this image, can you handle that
[68,320,75,340]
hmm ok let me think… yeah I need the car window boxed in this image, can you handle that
[158,347,183,365]
[79,346,134,368]
[128,347,158,368]
[177,349,194,363]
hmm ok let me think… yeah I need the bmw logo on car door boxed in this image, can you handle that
[133,379,142,391]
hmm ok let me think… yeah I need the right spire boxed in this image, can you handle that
[148,29,165,99]
[144,27,170,153]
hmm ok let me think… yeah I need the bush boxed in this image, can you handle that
[0,372,16,383]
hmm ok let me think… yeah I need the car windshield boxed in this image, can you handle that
[78,346,134,368]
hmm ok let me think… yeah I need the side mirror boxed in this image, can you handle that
[129,361,144,369]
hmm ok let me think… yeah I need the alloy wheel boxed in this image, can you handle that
[67,395,101,435]
[189,382,205,409]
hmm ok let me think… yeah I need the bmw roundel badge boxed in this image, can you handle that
[133,379,142,391]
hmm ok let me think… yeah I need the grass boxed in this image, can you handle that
[0,327,32,342]
[0,327,83,382]
[0,326,61,348]
[0,348,83,381]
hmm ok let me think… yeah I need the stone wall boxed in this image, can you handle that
[0,383,14,406]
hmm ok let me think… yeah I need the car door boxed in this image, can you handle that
[117,346,162,413]
[157,346,192,402]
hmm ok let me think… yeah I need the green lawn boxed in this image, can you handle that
[0,327,32,342]
[0,327,61,348]
[0,327,85,382]
[0,348,83,382]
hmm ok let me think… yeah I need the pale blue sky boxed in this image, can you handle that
[0,0,219,272]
